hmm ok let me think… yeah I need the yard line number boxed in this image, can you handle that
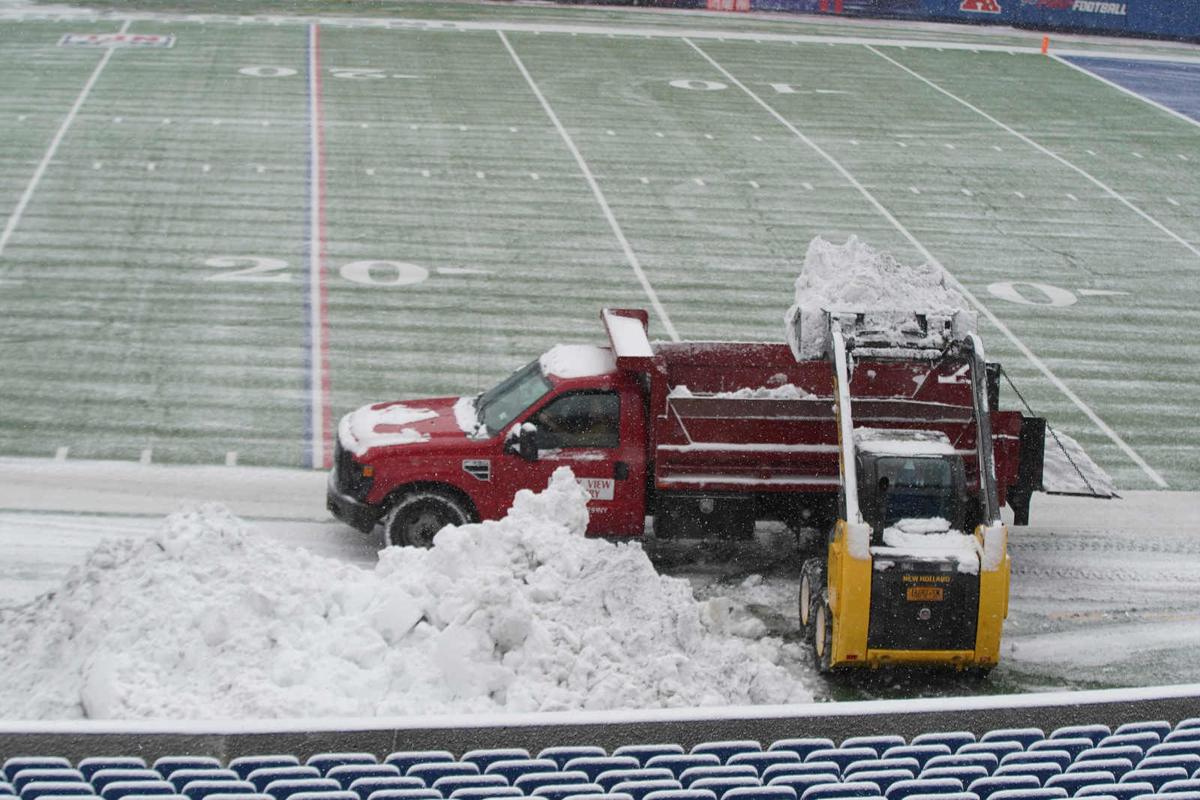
[204,256,429,286]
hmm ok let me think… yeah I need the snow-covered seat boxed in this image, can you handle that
[803,782,882,800]
[4,763,72,785]
[460,754,528,775]
[484,761,557,785]
[646,758,722,781]
[101,780,178,800]
[262,779,342,800]
[769,743,836,764]
[180,781,256,800]
[980,732,1044,751]
[912,736,975,754]
[229,760,299,783]
[248,772,322,794]
[613,750,685,769]
[728,755,802,778]
[347,777,424,800]
[306,760,377,780]
[844,741,907,760]
[79,764,148,784]
[168,774,238,794]
[153,765,221,784]
[382,759,454,779]
[881,751,952,773]
[597,771,676,793]
[691,746,762,767]
[326,767,400,791]
[884,779,962,800]
[14,771,86,794]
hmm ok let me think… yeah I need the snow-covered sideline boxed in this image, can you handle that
[785,236,973,360]
[0,468,809,720]
[538,345,616,379]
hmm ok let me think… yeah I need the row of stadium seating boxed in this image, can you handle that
[4,719,1199,800]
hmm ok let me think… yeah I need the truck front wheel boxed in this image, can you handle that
[384,491,471,548]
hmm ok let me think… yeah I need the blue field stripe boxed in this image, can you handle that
[1064,56,1200,123]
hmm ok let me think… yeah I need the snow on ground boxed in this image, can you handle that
[0,468,809,720]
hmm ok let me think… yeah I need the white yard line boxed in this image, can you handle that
[498,30,680,342]
[1050,54,1200,133]
[684,37,1168,489]
[0,19,130,262]
[866,45,1200,264]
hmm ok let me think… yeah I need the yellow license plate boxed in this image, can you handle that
[907,586,945,602]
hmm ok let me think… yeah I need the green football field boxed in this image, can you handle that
[1,3,1198,493]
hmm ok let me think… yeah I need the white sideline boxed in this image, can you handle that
[1050,54,1200,134]
[498,30,680,343]
[0,20,131,262]
[1,681,1197,735]
[684,37,1168,490]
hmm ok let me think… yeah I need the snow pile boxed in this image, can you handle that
[874,519,980,574]
[0,469,809,720]
[539,345,616,379]
[784,236,973,360]
[339,402,436,455]
[669,384,814,400]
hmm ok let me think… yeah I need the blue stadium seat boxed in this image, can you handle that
[1160,781,1200,794]
[262,779,343,800]
[847,761,920,779]
[919,770,986,786]
[958,749,1022,766]
[564,760,640,783]
[1076,783,1154,800]
[1120,770,1190,791]
[532,783,605,800]
[484,761,557,784]
[430,777,506,795]
[645,758,721,781]
[229,760,300,782]
[1145,793,1200,800]
[992,764,1061,784]
[1079,749,1147,769]
[205,793,273,800]
[181,782,256,800]
[5,763,73,784]
[1044,771,1116,795]
[639,791,715,800]
[382,757,454,777]
[885,779,963,800]
[679,768,757,789]
[911,736,975,753]
[691,745,762,766]
[849,771,916,794]
[405,766,478,787]
[613,749,685,768]
[1050,727,1111,747]
[537,750,607,771]
[807,751,878,774]
[981,732,1044,751]
[999,753,1071,772]
[1147,745,1200,762]
[114,794,186,800]
[924,757,997,776]
[722,787,799,800]
[101,780,178,800]
[1067,761,1135,781]
[597,771,675,793]
[882,752,952,773]
[306,760,377,779]
[347,780,424,800]
[614,781,688,800]
[567,793,635,800]
[967,776,1040,800]
[92,772,166,793]
[802,782,882,800]
[168,773,238,793]
[898,793,977,800]
[765,776,841,796]
[461,753,529,774]
[1138,757,1200,777]
[14,771,85,793]
[985,790,1066,800]
[513,773,590,794]
[770,744,837,764]
[1179,720,1200,732]
[844,741,907,760]
[728,755,802,777]
[326,767,400,791]
[288,791,360,800]
[449,789,523,800]
[248,772,322,794]
[154,765,222,783]
[687,778,759,800]
[79,763,148,782]
[1101,734,1160,754]
[22,785,94,800]
[1116,723,1172,739]
[1165,731,1200,744]
[364,791,440,800]
[768,766,841,782]
[1029,740,1092,761]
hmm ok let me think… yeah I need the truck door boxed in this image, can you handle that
[499,388,647,536]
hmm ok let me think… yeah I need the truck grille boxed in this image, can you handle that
[334,441,373,500]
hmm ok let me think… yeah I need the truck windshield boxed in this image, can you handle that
[876,456,957,528]
[476,360,553,436]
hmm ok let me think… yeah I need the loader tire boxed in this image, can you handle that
[384,490,471,549]
[813,592,834,674]
[798,558,824,642]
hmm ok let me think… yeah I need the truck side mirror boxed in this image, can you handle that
[505,423,539,462]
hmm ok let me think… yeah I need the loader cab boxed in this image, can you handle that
[854,429,968,538]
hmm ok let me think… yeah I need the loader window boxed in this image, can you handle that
[532,391,620,449]
[877,456,957,527]
[476,361,552,435]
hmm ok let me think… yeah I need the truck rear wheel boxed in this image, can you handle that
[384,491,471,549]
[813,593,834,673]
[798,558,824,643]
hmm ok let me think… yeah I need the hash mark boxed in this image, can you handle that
[1066,193,1078,201]
[802,181,813,191]
[897,141,907,148]
[421,169,430,177]
[458,124,468,131]
[18,114,28,122]
[655,131,664,138]
[360,123,368,129]
[640,177,649,184]
[202,164,211,172]
[992,145,1002,151]
[530,172,539,180]
[225,451,238,466]
[849,139,859,145]
[140,449,152,465]
[749,180,760,189]
[476,170,486,179]
[510,126,518,133]
[1015,190,1025,199]
[255,164,265,173]
[704,134,713,140]
[606,129,615,136]
[113,116,122,123]
[92,161,102,170]
[55,446,68,461]
[961,188,972,196]
[694,177,705,186]
[910,186,920,194]
[944,143,955,150]
[162,118,171,125]
[365,168,375,176]
[753,135,763,142]
[410,123,419,130]
[147,162,156,171]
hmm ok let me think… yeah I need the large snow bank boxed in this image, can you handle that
[785,236,973,360]
[0,469,809,720]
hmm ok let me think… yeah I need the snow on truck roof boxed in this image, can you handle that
[854,427,957,457]
[538,344,617,379]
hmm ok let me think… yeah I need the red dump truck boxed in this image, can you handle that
[328,308,1044,549]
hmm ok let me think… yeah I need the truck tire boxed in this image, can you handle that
[813,592,834,674]
[798,558,824,643]
[384,490,471,549]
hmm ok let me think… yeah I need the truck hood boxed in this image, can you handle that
[337,396,484,457]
